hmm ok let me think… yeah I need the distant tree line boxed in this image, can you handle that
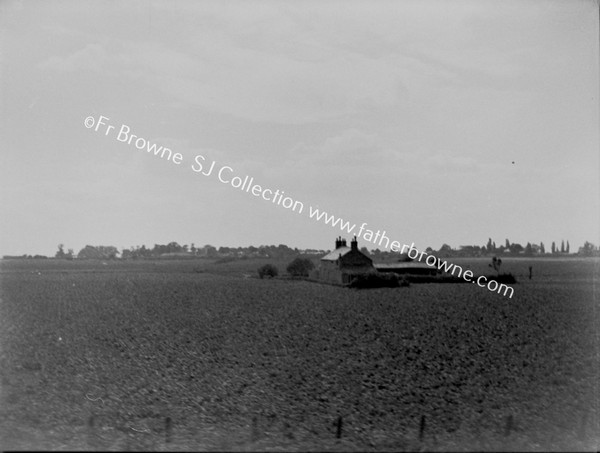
[4,238,599,260]
[41,242,323,261]
[354,238,599,261]
[413,238,591,259]
[118,243,315,260]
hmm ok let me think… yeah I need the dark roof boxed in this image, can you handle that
[321,246,352,261]
[375,262,431,270]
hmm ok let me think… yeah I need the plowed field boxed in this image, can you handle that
[0,258,598,451]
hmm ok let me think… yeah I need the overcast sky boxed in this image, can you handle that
[1,0,598,256]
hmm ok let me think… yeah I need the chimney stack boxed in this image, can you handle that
[351,235,358,251]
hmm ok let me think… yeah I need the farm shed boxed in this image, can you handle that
[310,236,375,285]
[374,261,437,276]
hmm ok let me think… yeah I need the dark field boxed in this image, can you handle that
[0,258,598,451]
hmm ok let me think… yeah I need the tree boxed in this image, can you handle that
[258,264,278,279]
[286,257,315,277]
[509,243,523,254]
[551,241,556,254]
[78,245,100,259]
[525,242,533,256]
[505,239,510,249]
[489,256,502,274]
[560,240,565,253]
[566,241,570,254]
[55,244,66,259]
[78,245,118,260]
[487,238,493,253]
[540,242,545,254]
[152,244,166,256]
[438,244,453,255]
[138,245,149,258]
[167,241,183,254]
[100,246,118,259]
[201,244,218,258]
[579,241,597,256]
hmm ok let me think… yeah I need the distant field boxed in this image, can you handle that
[0,258,598,451]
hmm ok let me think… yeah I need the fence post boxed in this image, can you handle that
[251,415,259,442]
[419,415,426,442]
[87,414,96,448]
[504,414,513,436]
[578,411,587,440]
[165,416,172,444]
[335,416,343,439]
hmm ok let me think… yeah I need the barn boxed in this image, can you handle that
[309,236,375,285]
[374,261,437,276]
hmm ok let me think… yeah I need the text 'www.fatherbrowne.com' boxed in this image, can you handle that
[306,208,513,298]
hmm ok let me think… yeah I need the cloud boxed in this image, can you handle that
[292,129,391,166]
[40,35,406,124]
[41,43,109,73]
[424,153,480,173]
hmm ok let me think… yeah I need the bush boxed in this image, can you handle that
[286,257,315,277]
[258,264,278,279]
[485,273,517,284]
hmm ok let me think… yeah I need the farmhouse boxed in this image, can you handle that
[310,236,438,285]
[310,236,374,285]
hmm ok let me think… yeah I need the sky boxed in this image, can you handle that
[1,0,598,257]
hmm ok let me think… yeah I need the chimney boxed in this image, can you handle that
[335,236,341,249]
[341,238,347,247]
[351,235,358,251]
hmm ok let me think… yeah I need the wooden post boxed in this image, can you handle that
[504,414,513,436]
[579,411,587,440]
[165,416,172,444]
[419,415,426,442]
[251,415,259,442]
[283,420,294,440]
[87,414,96,448]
